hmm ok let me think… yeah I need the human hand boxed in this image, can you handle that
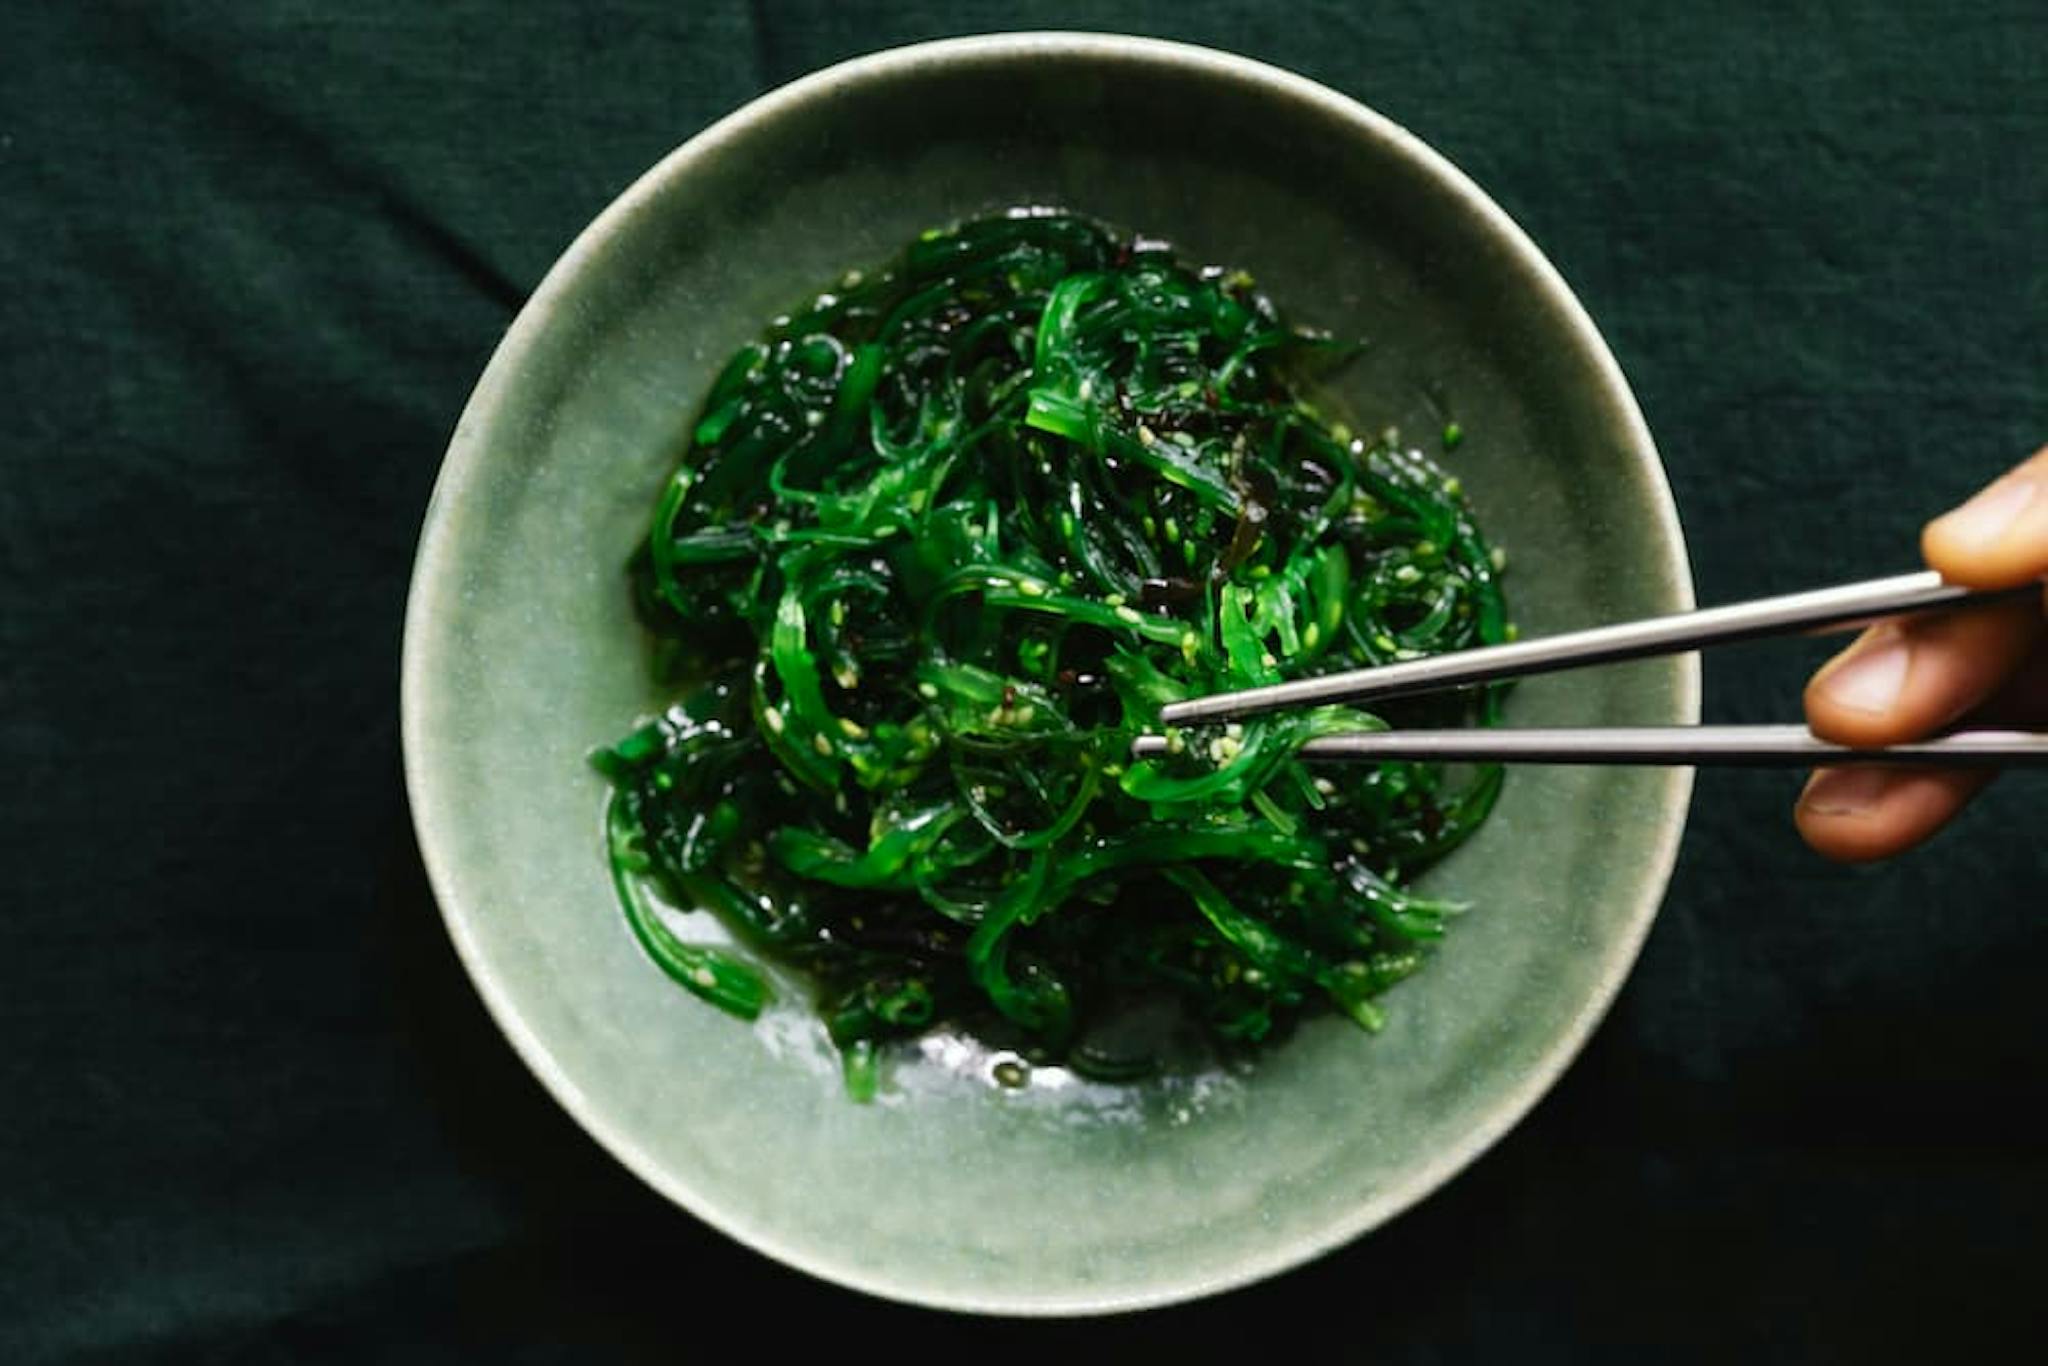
[1796,446,2048,861]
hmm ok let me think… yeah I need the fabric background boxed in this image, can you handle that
[3,3,2042,1360]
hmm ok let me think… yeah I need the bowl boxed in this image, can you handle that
[401,32,1698,1314]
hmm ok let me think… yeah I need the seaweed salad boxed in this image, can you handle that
[591,210,1508,1098]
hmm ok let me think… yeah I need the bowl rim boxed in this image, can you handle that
[401,30,1701,1317]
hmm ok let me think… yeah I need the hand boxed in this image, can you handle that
[1796,445,2048,861]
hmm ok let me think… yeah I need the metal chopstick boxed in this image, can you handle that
[1157,569,2040,725]
[1129,726,2048,767]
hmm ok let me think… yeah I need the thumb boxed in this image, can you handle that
[1921,444,2048,590]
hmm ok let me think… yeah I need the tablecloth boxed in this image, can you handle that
[4,3,2042,1359]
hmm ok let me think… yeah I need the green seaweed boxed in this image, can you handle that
[593,211,1508,1094]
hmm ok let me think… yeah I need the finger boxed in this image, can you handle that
[1802,597,2043,747]
[1922,444,2048,590]
[1794,766,1996,863]
[1798,638,2044,863]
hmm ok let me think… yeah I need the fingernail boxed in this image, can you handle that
[1818,630,1910,715]
[1801,767,1893,817]
[1929,474,2037,548]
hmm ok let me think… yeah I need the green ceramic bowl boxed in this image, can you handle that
[402,33,1698,1315]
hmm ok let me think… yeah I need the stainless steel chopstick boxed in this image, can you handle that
[1158,569,2040,725]
[1129,726,2048,767]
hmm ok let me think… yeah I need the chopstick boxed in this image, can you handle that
[1137,569,2048,768]
[1158,569,2040,725]
[1129,726,2048,767]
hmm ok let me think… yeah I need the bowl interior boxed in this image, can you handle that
[403,35,1696,1314]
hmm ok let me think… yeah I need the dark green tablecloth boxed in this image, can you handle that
[4,4,2042,1360]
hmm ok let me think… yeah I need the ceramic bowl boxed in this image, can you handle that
[401,32,1698,1314]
